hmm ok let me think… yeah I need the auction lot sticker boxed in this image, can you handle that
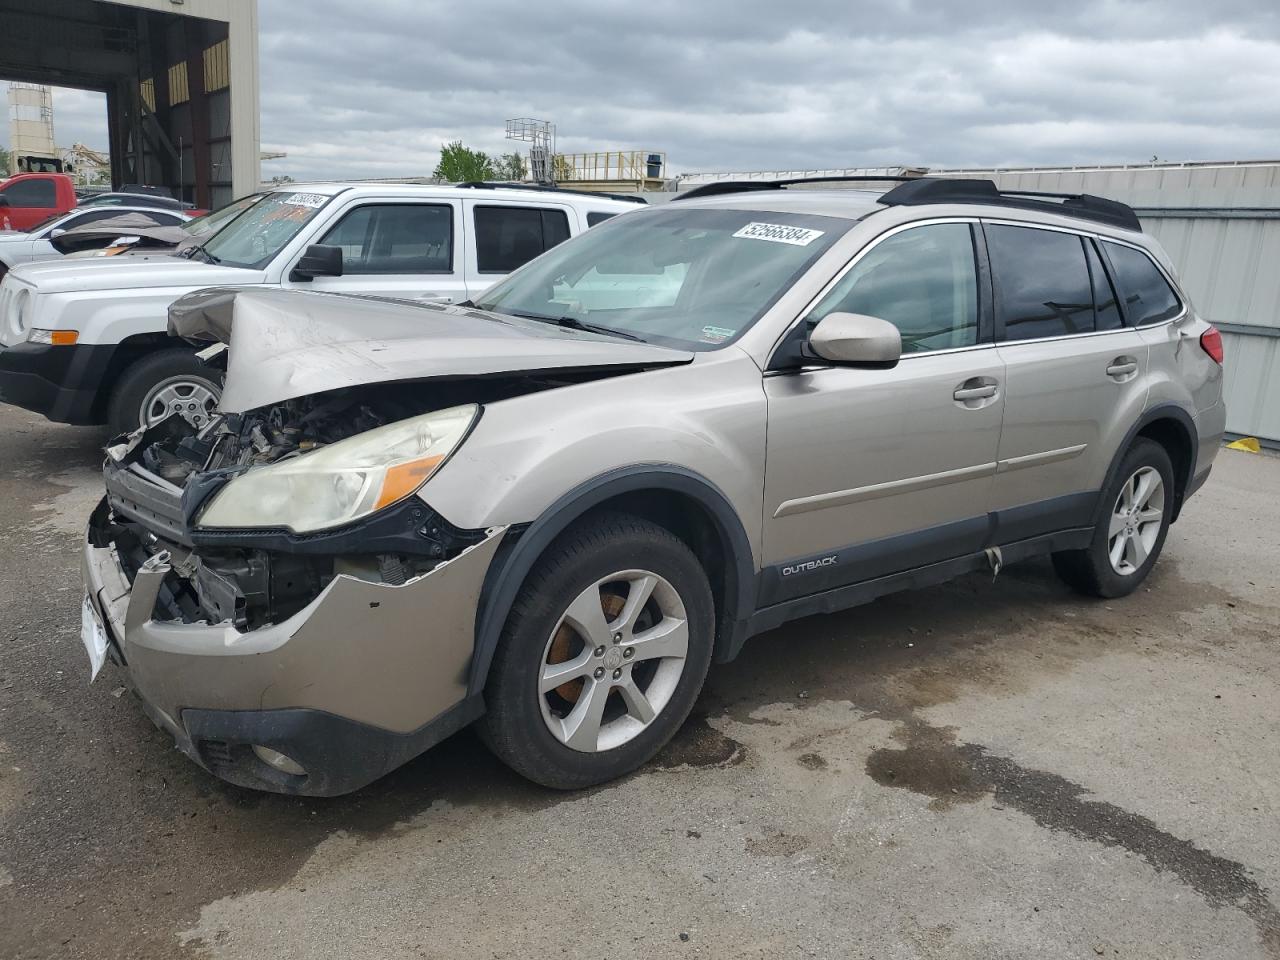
[732,222,825,246]
[283,193,328,208]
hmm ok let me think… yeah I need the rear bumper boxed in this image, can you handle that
[83,499,505,796]
[0,341,111,424]
[1184,399,1227,510]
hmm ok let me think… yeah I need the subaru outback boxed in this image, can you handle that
[80,176,1225,795]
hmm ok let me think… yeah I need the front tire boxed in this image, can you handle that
[480,512,715,789]
[1052,438,1175,598]
[107,349,222,435]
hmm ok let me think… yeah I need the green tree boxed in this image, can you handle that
[433,140,496,182]
[0,147,10,175]
[492,151,528,181]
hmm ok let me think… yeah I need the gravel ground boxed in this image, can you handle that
[0,401,1277,960]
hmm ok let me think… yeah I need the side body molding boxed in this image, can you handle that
[468,465,758,697]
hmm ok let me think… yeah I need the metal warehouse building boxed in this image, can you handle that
[0,0,261,208]
[940,161,1280,445]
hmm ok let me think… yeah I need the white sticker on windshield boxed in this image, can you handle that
[282,192,327,208]
[732,222,825,246]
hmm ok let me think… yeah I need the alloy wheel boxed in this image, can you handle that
[139,376,219,429]
[538,569,689,753]
[1108,466,1165,575]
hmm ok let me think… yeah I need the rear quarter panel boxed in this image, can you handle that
[1140,312,1224,416]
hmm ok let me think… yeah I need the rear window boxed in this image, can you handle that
[475,206,571,273]
[1103,241,1182,326]
[587,211,617,227]
[988,224,1094,341]
[2,179,57,208]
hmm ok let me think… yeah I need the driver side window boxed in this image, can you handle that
[808,222,979,353]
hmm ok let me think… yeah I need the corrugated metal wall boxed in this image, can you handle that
[936,162,1280,441]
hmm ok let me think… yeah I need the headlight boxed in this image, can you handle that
[197,404,478,533]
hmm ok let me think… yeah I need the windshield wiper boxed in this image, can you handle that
[183,242,220,265]
[507,310,645,342]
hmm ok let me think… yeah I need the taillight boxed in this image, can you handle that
[1200,326,1224,365]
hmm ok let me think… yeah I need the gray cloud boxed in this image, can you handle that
[9,1,1280,184]
[256,0,1280,181]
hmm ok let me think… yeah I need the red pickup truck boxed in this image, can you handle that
[0,173,78,232]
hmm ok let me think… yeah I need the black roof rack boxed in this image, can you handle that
[878,178,1142,232]
[670,173,1142,231]
[673,174,917,203]
[452,181,647,205]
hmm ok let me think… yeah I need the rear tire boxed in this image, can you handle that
[1052,438,1175,598]
[480,512,715,789]
[107,349,222,435]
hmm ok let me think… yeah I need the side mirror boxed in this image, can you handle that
[49,227,67,239]
[808,312,901,366]
[289,244,343,281]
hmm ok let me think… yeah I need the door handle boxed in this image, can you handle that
[1106,357,1138,379]
[954,383,998,401]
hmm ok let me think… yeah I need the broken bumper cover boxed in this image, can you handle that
[83,501,506,796]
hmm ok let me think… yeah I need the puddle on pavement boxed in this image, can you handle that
[652,713,745,769]
[865,717,1280,954]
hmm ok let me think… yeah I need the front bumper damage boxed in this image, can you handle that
[84,469,506,796]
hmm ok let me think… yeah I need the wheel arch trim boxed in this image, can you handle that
[1097,403,1198,524]
[468,465,756,697]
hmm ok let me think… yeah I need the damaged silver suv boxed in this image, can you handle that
[82,177,1226,795]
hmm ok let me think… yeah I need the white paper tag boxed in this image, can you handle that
[732,222,825,246]
[282,192,327,208]
[80,597,108,683]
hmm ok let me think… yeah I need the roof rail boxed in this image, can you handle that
[452,181,648,204]
[673,174,918,203]
[878,178,1142,231]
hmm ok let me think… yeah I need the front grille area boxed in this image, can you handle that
[0,275,30,344]
[103,458,191,546]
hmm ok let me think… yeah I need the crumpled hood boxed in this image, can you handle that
[169,287,694,413]
[9,254,263,293]
[49,212,189,254]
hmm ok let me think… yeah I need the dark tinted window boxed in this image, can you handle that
[587,211,617,227]
[318,204,452,274]
[808,222,979,353]
[1084,239,1123,331]
[1104,241,1181,326]
[51,209,138,232]
[2,179,57,207]
[989,225,1093,341]
[475,206,571,273]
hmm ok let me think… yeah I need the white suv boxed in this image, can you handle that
[0,182,639,433]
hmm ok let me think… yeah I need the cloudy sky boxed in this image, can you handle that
[6,0,1280,181]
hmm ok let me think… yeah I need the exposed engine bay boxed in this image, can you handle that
[95,373,605,633]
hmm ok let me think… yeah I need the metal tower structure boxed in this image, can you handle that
[7,83,60,174]
[505,117,555,183]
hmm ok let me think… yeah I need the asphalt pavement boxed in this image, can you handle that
[1,401,1277,960]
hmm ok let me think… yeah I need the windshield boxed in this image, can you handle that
[202,191,333,268]
[473,206,849,350]
[182,193,263,242]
